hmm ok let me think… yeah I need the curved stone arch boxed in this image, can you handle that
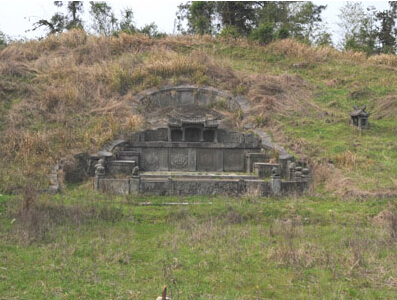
[135,85,246,112]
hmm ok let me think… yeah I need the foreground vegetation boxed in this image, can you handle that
[1,190,397,299]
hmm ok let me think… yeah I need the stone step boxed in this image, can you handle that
[108,160,136,175]
[117,151,140,160]
[140,173,258,180]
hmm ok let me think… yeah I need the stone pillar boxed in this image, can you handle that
[279,154,294,178]
[94,159,105,191]
[294,167,302,182]
[288,161,296,181]
[214,129,218,143]
[200,128,204,142]
[167,176,174,195]
[129,176,141,195]
[270,167,281,195]
[182,128,186,142]
[301,168,310,182]
[94,175,103,191]
[168,128,172,141]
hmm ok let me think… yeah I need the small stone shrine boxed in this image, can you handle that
[349,105,370,129]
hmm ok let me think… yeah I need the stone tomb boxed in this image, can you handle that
[92,117,309,196]
[127,117,261,172]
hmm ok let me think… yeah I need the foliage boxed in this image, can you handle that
[0,29,8,49]
[219,25,241,39]
[119,8,136,34]
[89,1,118,36]
[32,1,84,35]
[249,22,274,44]
[176,1,326,45]
[138,23,166,39]
[376,2,397,54]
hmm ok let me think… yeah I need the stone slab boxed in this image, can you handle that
[196,149,223,172]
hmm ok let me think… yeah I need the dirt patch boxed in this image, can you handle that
[373,209,394,227]
[246,73,317,117]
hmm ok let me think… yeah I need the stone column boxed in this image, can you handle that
[94,159,105,191]
[214,129,218,143]
[129,176,141,195]
[294,167,302,182]
[200,128,204,142]
[301,168,310,182]
[167,176,174,195]
[270,167,281,195]
[182,128,186,142]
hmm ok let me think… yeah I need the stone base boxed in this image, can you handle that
[95,173,308,197]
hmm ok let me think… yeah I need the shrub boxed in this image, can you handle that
[249,23,274,45]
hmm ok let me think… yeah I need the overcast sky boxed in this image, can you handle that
[0,1,392,44]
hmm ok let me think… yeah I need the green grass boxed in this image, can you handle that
[2,191,397,300]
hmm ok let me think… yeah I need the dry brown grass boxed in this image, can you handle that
[368,53,397,67]
[0,30,247,192]
[374,94,397,119]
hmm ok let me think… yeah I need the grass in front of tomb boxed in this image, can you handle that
[2,190,397,300]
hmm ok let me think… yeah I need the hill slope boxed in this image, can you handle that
[1,30,397,196]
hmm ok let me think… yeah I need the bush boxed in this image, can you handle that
[249,23,274,45]
[219,26,241,39]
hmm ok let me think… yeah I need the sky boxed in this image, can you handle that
[0,1,392,44]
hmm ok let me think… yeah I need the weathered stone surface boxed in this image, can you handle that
[196,149,223,172]
[98,179,129,195]
[246,153,270,173]
[169,148,189,171]
[254,163,280,178]
[108,160,136,175]
[224,149,245,171]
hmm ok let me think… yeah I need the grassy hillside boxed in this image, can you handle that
[2,30,397,299]
[1,30,397,196]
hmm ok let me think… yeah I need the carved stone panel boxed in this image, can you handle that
[223,149,245,171]
[156,128,169,141]
[196,149,223,171]
[144,130,157,141]
[169,148,189,171]
[141,148,168,171]
[217,129,244,144]
[244,133,261,148]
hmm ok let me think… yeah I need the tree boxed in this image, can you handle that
[0,29,8,49]
[89,1,118,36]
[288,2,327,42]
[376,2,397,53]
[175,1,218,35]
[119,8,136,33]
[216,1,258,36]
[138,23,165,38]
[175,1,328,44]
[32,1,84,35]
[337,2,366,49]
